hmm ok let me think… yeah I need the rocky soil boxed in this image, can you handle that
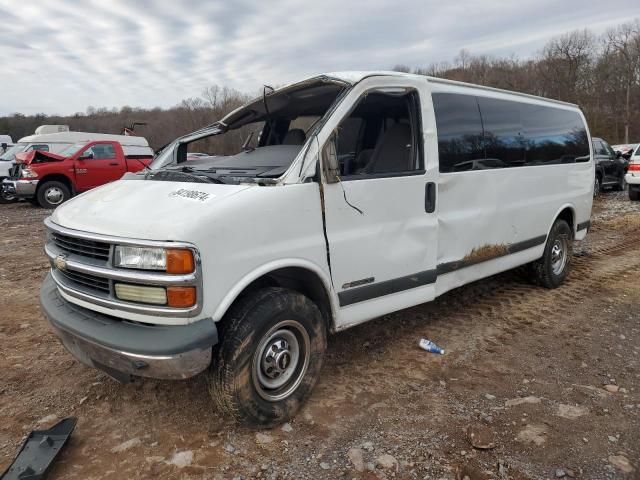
[1,191,639,479]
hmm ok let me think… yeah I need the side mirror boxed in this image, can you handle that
[78,153,94,160]
[321,136,340,184]
[616,151,622,159]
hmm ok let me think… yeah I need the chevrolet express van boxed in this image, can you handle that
[40,72,593,426]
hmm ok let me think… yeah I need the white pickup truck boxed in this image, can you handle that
[40,72,593,426]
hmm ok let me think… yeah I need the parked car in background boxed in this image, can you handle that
[0,135,13,153]
[592,137,628,196]
[39,71,593,426]
[2,136,153,208]
[613,143,639,160]
[625,144,640,201]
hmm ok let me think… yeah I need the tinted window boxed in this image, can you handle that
[477,97,525,168]
[593,140,607,156]
[432,93,484,173]
[521,104,590,164]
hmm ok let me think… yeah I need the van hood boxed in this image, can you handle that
[50,179,252,240]
[15,150,64,164]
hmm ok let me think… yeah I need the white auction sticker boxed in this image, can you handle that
[169,188,214,202]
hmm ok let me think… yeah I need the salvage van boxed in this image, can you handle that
[40,72,593,426]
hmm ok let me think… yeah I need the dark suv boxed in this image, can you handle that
[592,137,628,196]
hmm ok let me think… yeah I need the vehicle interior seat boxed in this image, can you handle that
[282,129,306,145]
[361,123,412,174]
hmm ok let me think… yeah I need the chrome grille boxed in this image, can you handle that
[51,232,111,260]
[55,268,110,294]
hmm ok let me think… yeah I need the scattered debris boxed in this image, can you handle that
[608,454,634,473]
[167,450,193,468]
[516,424,547,446]
[603,384,620,393]
[36,414,58,425]
[281,423,293,433]
[505,396,541,407]
[556,404,588,419]
[110,437,142,453]
[466,423,496,450]
[375,454,399,470]
[347,447,365,472]
[484,393,496,400]
[419,338,445,354]
[255,432,273,445]
[0,417,77,480]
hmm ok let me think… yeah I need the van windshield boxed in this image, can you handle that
[0,143,27,161]
[148,79,347,183]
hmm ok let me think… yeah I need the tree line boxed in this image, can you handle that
[1,20,639,152]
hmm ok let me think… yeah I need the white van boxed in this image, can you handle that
[40,72,593,426]
[0,130,152,203]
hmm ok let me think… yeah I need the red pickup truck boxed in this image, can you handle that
[2,139,153,208]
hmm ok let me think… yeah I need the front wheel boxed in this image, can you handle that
[208,287,327,427]
[0,178,17,204]
[529,219,573,289]
[37,181,70,208]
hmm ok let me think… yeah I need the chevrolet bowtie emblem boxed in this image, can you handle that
[54,254,68,271]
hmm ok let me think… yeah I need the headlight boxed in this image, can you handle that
[114,246,195,273]
[21,167,38,178]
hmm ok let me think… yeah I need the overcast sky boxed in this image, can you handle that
[0,0,638,115]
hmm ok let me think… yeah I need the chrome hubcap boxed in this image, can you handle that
[551,237,567,275]
[45,187,64,205]
[252,320,310,402]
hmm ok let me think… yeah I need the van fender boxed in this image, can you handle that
[210,258,337,324]
[548,203,576,236]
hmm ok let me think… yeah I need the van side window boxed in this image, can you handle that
[477,97,525,168]
[434,93,590,172]
[332,90,423,178]
[521,103,590,164]
[29,144,49,152]
[432,93,484,172]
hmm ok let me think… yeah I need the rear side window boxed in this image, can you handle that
[85,143,116,159]
[521,103,590,164]
[434,92,590,172]
[432,93,484,173]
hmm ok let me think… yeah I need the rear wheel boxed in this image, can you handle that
[37,181,70,208]
[613,176,626,191]
[208,287,327,426]
[529,219,573,289]
[630,187,640,201]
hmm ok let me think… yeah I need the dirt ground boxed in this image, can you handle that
[1,191,639,480]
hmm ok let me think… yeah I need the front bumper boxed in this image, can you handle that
[40,273,217,381]
[2,178,38,198]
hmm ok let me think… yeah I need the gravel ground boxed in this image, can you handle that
[0,191,639,480]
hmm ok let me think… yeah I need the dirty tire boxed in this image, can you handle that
[37,181,70,209]
[0,178,17,204]
[630,188,640,201]
[613,176,626,191]
[529,219,573,289]
[208,287,327,427]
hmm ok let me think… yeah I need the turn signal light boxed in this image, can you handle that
[167,286,196,308]
[166,249,195,274]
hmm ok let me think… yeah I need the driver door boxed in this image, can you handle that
[319,78,438,325]
[75,142,126,191]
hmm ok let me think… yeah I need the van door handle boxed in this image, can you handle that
[109,162,119,166]
[425,182,436,213]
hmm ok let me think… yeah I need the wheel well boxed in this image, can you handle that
[556,207,575,236]
[37,175,74,195]
[234,267,334,332]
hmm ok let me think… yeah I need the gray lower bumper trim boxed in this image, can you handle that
[40,273,217,380]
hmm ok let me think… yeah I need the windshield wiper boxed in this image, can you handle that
[178,166,227,184]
